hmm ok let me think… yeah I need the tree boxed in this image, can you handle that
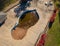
[0,0,17,11]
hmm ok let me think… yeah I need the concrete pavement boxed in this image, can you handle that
[0,0,54,46]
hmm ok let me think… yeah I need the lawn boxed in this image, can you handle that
[45,13,60,46]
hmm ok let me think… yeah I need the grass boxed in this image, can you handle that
[45,13,60,46]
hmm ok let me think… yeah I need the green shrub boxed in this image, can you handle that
[0,0,17,11]
[56,2,60,9]
[58,11,60,23]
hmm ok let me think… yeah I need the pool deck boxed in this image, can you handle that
[0,0,54,46]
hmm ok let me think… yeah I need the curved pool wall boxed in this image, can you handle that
[11,9,39,40]
[18,9,39,20]
[11,9,39,31]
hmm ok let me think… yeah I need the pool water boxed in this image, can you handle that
[11,11,39,40]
